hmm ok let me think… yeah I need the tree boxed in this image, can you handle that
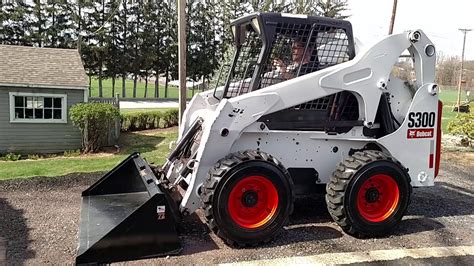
[113,0,130,97]
[163,0,178,98]
[87,0,111,97]
[1,1,34,46]
[316,0,349,19]
[43,1,76,48]
[29,0,46,47]
[128,1,144,98]
[291,0,321,15]
[141,0,163,98]
[436,54,460,86]
[76,0,96,91]
[0,0,352,99]
[104,0,121,97]
[250,0,291,13]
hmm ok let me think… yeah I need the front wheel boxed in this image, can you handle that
[326,150,412,238]
[201,150,294,246]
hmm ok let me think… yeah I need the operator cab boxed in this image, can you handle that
[214,13,360,133]
[214,12,355,99]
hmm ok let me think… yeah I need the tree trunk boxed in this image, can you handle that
[36,2,42,47]
[51,3,56,46]
[133,74,137,98]
[89,75,92,97]
[122,74,126,97]
[202,76,206,92]
[98,0,105,97]
[112,77,116,97]
[154,73,159,98]
[98,63,103,97]
[165,68,169,98]
[144,73,148,98]
[192,80,195,96]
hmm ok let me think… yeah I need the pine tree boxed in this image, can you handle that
[105,0,121,97]
[76,0,96,92]
[29,0,47,47]
[141,0,162,98]
[1,1,34,46]
[87,0,110,97]
[43,1,76,48]
[128,1,143,98]
[163,0,178,98]
[117,0,129,97]
[316,0,349,19]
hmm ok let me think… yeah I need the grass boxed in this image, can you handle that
[120,108,177,114]
[0,128,178,180]
[89,77,200,99]
[439,87,473,133]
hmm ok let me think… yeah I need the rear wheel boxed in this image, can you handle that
[201,150,294,246]
[326,150,411,238]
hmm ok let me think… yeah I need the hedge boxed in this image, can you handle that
[447,112,473,146]
[121,109,179,132]
[70,103,121,153]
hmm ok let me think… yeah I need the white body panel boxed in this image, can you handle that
[172,30,440,214]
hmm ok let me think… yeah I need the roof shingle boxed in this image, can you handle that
[0,45,88,89]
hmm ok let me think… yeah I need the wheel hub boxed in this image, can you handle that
[356,174,400,223]
[365,188,380,203]
[228,175,279,229]
[241,191,259,207]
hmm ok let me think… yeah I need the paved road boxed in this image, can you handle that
[0,151,472,264]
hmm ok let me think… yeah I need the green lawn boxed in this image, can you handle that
[0,129,178,180]
[120,108,177,114]
[89,77,200,99]
[439,87,473,133]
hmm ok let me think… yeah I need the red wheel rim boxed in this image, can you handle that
[228,175,279,229]
[356,174,400,222]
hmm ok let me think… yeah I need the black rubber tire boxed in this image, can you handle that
[201,150,294,247]
[326,150,412,238]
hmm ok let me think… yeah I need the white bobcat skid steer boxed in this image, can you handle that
[76,13,441,264]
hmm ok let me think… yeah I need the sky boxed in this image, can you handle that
[345,0,474,60]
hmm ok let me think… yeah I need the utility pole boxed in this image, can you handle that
[388,0,398,34]
[178,0,187,124]
[456,28,472,111]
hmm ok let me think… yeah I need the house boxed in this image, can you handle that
[0,45,88,154]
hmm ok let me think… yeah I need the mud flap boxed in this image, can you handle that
[76,153,182,264]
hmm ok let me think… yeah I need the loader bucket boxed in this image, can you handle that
[76,153,182,264]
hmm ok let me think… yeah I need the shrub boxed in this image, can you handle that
[70,103,120,153]
[64,149,81,157]
[1,153,21,161]
[121,109,178,132]
[447,112,473,146]
[27,154,42,160]
[162,109,179,128]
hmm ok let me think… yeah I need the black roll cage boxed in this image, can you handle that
[215,12,356,100]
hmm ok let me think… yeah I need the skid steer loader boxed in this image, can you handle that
[76,13,442,264]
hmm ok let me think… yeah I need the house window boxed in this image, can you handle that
[9,92,67,123]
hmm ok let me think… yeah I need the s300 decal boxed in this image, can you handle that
[407,112,436,139]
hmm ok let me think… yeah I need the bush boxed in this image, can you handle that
[27,154,42,160]
[162,109,179,128]
[121,109,179,132]
[447,112,473,146]
[0,153,21,161]
[63,149,81,157]
[70,103,120,153]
